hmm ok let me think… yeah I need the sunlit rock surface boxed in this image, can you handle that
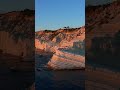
[35,27,85,70]
[35,26,85,52]
[0,9,34,57]
[47,39,85,70]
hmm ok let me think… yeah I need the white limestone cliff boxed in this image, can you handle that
[35,27,85,52]
[47,40,85,70]
[35,27,85,70]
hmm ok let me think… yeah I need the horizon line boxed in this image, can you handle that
[35,25,85,32]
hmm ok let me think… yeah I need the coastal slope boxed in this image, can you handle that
[35,27,85,70]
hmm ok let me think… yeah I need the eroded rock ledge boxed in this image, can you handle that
[36,27,85,70]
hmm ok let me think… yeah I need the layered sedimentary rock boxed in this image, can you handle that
[47,43,85,70]
[35,26,85,52]
[36,27,85,69]
[0,9,34,57]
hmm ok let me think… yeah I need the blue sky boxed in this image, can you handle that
[35,0,85,31]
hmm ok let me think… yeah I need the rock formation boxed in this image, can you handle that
[47,41,85,70]
[0,9,34,57]
[35,26,85,52]
[86,0,120,68]
[35,27,85,70]
[86,0,120,50]
[0,9,35,90]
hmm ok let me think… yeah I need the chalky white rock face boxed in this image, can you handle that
[47,39,85,70]
[35,27,85,70]
[35,27,85,52]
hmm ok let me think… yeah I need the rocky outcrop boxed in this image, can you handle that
[35,26,85,52]
[86,1,120,68]
[86,1,120,50]
[36,27,85,70]
[47,46,85,70]
[0,9,34,57]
